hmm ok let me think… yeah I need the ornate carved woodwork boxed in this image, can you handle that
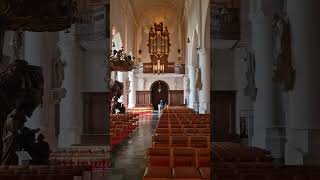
[147,22,171,74]
[0,60,44,164]
[109,49,135,72]
[109,80,124,114]
[211,0,240,40]
[0,0,78,32]
[142,62,185,74]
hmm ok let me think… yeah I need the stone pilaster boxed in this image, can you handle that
[128,71,136,108]
[198,48,210,114]
[285,0,320,165]
[57,26,83,147]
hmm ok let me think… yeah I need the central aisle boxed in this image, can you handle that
[106,112,159,180]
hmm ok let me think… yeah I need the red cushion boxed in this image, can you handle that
[174,157,195,167]
[149,156,170,166]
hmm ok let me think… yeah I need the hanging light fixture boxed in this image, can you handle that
[157,81,162,93]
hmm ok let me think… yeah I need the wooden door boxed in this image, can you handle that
[150,81,169,110]
[136,91,151,107]
[82,92,108,134]
[169,90,184,106]
[212,91,236,137]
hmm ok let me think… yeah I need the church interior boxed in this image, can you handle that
[0,0,320,180]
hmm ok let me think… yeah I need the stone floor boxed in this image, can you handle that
[106,112,160,180]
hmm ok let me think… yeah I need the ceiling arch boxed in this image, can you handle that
[129,0,185,23]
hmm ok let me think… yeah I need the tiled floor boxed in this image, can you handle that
[106,112,160,180]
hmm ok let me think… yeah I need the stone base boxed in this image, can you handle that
[199,102,210,114]
[193,102,199,113]
[266,127,287,164]
[285,129,320,165]
[58,128,81,147]
[80,134,110,146]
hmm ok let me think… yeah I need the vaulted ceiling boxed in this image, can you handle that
[129,0,185,24]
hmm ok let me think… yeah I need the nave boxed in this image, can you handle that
[143,107,210,180]
[107,112,158,180]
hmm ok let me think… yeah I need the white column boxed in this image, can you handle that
[57,26,83,147]
[128,71,136,108]
[198,48,210,114]
[250,11,274,149]
[117,71,128,106]
[183,75,189,105]
[24,32,42,130]
[188,65,196,110]
[285,0,320,165]
[251,0,286,160]
[24,32,59,148]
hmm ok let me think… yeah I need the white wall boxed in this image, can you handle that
[82,50,107,92]
[213,49,235,90]
[135,75,184,91]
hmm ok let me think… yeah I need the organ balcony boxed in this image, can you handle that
[138,63,185,74]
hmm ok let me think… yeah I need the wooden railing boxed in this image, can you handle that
[141,63,185,74]
[211,6,240,40]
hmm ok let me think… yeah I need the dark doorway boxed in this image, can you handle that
[212,91,237,142]
[151,81,169,110]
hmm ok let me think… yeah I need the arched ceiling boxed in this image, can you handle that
[129,0,185,24]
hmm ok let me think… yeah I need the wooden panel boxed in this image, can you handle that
[212,91,237,142]
[169,90,184,106]
[82,92,109,134]
[143,63,175,74]
[136,91,151,107]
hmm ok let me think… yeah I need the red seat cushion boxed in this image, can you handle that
[173,167,202,178]
[144,167,173,178]
[149,156,170,166]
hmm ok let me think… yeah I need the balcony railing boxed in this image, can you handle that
[138,63,185,74]
[211,6,240,40]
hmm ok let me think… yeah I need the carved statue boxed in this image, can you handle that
[142,78,146,90]
[49,47,67,104]
[0,60,44,164]
[243,49,257,101]
[185,77,190,94]
[2,94,41,165]
[13,31,24,60]
[272,13,295,91]
[125,79,130,94]
[53,48,65,88]
[1,109,26,165]
[195,65,202,90]
[110,80,124,114]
